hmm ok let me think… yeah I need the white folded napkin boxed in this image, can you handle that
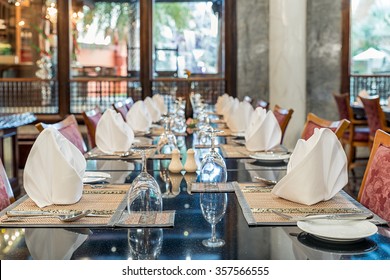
[24,127,86,208]
[126,100,153,132]
[221,96,235,121]
[215,93,230,115]
[244,108,282,152]
[25,228,89,260]
[271,128,348,205]
[95,108,135,154]
[144,96,161,123]
[152,94,168,115]
[226,100,254,133]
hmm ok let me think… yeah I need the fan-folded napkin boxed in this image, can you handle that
[215,93,229,115]
[23,127,86,208]
[271,128,348,205]
[226,100,254,133]
[244,108,282,151]
[95,108,135,154]
[144,96,161,122]
[126,100,153,132]
[152,94,168,115]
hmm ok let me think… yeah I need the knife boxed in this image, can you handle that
[6,210,110,218]
[271,210,374,221]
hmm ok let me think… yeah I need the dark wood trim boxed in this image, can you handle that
[225,0,237,97]
[341,0,350,94]
[57,0,71,117]
[140,0,153,98]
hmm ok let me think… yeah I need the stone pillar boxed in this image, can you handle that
[269,0,307,149]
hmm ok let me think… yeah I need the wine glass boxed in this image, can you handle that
[200,193,228,247]
[157,114,177,154]
[198,127,227,185]
[128,228,163,260]
[127,145,162,213]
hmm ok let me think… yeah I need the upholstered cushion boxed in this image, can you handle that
[361,98,383,137]
[360,145,390,221]
[274,110,286,127]
[343,126,370,142]
[0,177,11,211]
[302,121,337,140]
[58,123,86,154]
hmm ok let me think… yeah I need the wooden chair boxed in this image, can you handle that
[35,114,87,154]
[301,113,350,141]
[112,100,129,120]
[82,106,102,149]
[0,159,15,210]
[333,92,370,169]
[358,129,390,221]
[360,95,390,147]
[273,105,294,144]
[124,97,134,110]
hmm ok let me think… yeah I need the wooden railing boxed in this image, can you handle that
[350,74,390,104]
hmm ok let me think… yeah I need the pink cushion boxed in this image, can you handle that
[343,126,370,142]
[58,123,86,154]
[360,145,390,221]
[302,121,337,140]
[0,177,10,211]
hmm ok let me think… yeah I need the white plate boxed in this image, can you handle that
[83,172,111,183]
[231,132,245,137]
[249,152,290,162]
[297,219,378,242]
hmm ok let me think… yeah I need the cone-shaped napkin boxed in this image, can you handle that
[271,128,348,205]
[24,127,86,208]
[226,100,254,133]
[144,96,161,123]
[126,100,153,133]
[215,93,229,115]
[245,108,282,151]
[95,108,135,154]
[152,94,168,115]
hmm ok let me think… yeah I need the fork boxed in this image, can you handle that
[271,210,374,221]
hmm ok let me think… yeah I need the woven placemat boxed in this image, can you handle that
[220,144,251,158]
[85,147,173,160]
[235,182,384,226]
[190,181,237,192]
[0,184,130,227]
[116,211,175,227]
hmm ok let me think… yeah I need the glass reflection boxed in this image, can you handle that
[200,193,227,247]
[128,228,163,260]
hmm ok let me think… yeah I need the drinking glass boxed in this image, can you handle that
[127,145,162,213]
[198,127,227,185]
[157,114,177,154]
[128,228,163,260]
[200,193,228,247]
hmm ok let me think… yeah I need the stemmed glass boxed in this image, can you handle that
[200,193,228,247]
[157,114,177,154]
[127,145,162,213]
[128,228,163,260]
[198,127,227,185]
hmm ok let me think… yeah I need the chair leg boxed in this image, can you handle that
[347,144,355,170]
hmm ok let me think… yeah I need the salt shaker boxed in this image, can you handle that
[168,149,183,173]
[184,148,198,173]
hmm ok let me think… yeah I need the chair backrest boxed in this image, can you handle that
[113,100,129,120]
[82,106,102,149]
[358,129,390,221]
[333,92,353,121]
[301,113,350,140]
[124,97,134,110]
[360,95,387,138]
[273,104,294,143]
[256,99,269,111]
[0,159,15,210]
[35,114,87,154]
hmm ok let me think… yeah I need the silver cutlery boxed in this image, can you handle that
[3,210,92,223]
[271,210,374,221]
[253,176,278,185]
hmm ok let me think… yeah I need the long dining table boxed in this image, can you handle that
[0,128,390,261]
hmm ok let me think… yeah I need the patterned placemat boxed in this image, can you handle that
[190,181,237,192]
[85,147,173,160]
[235,182,385,226]
[0,184,130,227]
[116,211,175,227]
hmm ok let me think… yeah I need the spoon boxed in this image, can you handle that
[3,210,92,223]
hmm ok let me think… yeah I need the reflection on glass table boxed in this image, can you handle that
[200,193,228,248]
[128,228,163,260]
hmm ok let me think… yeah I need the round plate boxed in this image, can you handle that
[83,172,111,184]
[297,219,378,243]
[249,152,290,163]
